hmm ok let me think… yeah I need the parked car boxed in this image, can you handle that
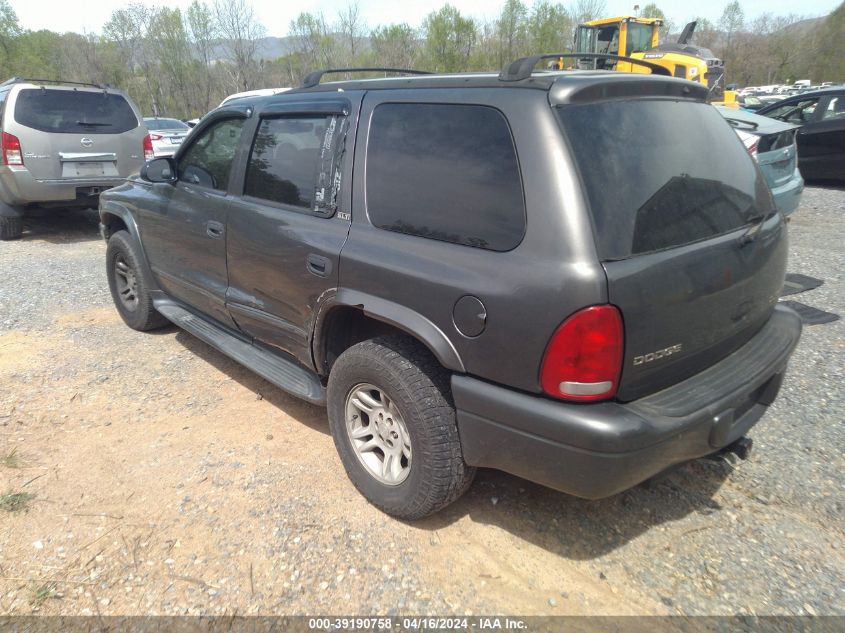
[717,106,803,216]
[219,87,290,107]
[756,87,845,181]
[142,117,191,158]
[0,78,146,240]
[99,65,802,519]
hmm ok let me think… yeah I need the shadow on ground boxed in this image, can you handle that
[173,329,329,437]
[20,208,102,244]
[170,324,734,561]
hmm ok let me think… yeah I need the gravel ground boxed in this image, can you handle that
[0,188,843,616]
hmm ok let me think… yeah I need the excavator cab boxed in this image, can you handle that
[574,17,660,69]
[572,16,732,104]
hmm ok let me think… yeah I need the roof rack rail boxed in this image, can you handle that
[0,77,110,89]
[301,68,432,89]
[499,53,672,82]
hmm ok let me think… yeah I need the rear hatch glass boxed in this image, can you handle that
[557,99,786,401]
[14,89,138,134]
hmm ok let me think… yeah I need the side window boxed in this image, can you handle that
[765,99,819,123]
[177,118,244,191]
[244,115,346,215]
[366,103,525,252]
[822,97,845,120]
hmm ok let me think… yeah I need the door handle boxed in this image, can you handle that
[206,221,224,239]
[306,253,331,277]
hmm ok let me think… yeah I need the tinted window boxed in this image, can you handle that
[822,96,845,120]
[366,103,525,251]
[14,89,138,134]
[557,100,772,260]
[177,118,244,191]
[245,115,344,214]
[763,98,819,123]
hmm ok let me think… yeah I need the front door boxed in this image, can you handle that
[137,116,246,328]
[225,97,360,367]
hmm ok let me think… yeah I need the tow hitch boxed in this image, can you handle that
[707,436,753,461]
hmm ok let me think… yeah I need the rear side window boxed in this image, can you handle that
[244,115,345,215]
[557,100,772,260]
[14,89,138,134]
[366,103,525,251]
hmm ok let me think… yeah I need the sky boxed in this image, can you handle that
[9,0,841,37]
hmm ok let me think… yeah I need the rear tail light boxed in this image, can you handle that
[142,134,155,161]
[736,129,759,159]
[540,305,624,402]
[2,132,23,165]
[149,133,162,141]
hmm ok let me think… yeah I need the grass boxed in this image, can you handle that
[1,446,25,468]
[28,583,59,609]
[0,491,35,513]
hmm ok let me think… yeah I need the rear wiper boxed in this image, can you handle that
[738,212,771,246]
[724,117,758,130]
[76,121,111,127]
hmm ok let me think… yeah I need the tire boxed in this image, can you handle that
[0,216,22,240]
[106,230,169,331]
[327,336,475,519]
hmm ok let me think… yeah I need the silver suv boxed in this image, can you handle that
[0,78,147,240]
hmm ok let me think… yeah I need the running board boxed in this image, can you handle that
[155,301,326,405]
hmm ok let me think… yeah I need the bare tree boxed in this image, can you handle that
[213,0,266,91]
[187,0,218,111]
[338,3,366,61]
[572,0,607,25]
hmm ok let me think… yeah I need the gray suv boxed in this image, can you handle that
[99,62,803,519]
[0,78,147,240]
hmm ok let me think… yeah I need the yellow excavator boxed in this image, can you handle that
[569,16,735,104]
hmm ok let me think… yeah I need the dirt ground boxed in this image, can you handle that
[1,193,843,616]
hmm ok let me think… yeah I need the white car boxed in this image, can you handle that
[142,117,191,158]
[219,88,290,107]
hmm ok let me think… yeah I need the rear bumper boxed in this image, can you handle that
[771,168,804,217]
[0,167,127,206]
[453,304,802,499]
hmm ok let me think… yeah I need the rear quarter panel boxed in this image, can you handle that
[341,87,607,393]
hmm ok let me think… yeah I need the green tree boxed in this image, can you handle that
[0,0,21,73]
[370,23,419,68]
[814,1,845,81]
[527,1,572,54]
[496,0,528,65]
[422,4,476,72]
[639,3,673,39]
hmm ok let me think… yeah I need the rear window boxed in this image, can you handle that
[366,103,525,252]
[557,100,772,260]
[14,89,138,134]
[144,118,189,130]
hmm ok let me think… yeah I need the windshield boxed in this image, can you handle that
[14,89,138,134]
[557,99,773,261]
[144,118,189,130]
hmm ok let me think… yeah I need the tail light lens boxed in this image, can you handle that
[736,129,759,159]
[149,133,162,141]
[2,132,23,165]
[540,305,624,402]
[142,134,155,161]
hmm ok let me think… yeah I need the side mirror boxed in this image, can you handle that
[141,157,176,183]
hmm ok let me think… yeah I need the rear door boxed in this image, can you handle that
[224,95,361,367]
[137,112,248,328]
[797,94,845,180]
[9,87,144,180]
[557,98,787,401]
